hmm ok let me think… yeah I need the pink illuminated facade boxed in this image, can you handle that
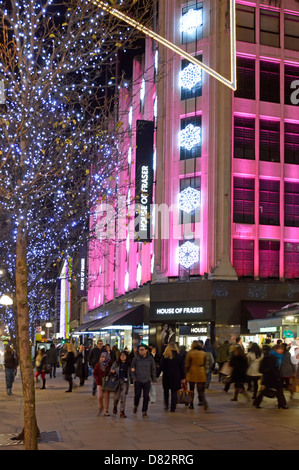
[83,0,299,350]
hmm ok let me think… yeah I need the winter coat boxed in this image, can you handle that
[63,352,76,376]
[35,353,48,373]
[260,354,282,389]
[76,350,89,380]
[280,351,296,378]
[229,353,248,384]
[131,353,157,384]
[4,348,18,369]
[93,360,113,386]
[217,343,230,363]
[160,351,185,390]
[47,345,58,364]
[89,346,106,368]
[246,352,263,377]
[185,347,207,383]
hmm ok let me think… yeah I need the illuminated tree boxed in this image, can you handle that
[0,0,153,450]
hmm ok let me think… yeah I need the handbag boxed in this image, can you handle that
[220,361,233,376]
[177,384,193,405]
[102,374,120,392]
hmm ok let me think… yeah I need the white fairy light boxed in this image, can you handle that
[179,241,200,269]
[179,124,201,151]
[180,9,203,34]
[180,63,202,90]
[179,187,201,214]
[137,263,142,286]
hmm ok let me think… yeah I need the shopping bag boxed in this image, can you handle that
[220,361,233,376]
[102,374,119,392]
[150,383,156,403]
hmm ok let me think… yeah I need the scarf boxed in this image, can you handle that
[99,352,111,371]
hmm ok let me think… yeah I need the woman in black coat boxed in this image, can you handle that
[75,345,89,386]
[226,345,250,402]
[159,342,185,412]
[63,343,77,392]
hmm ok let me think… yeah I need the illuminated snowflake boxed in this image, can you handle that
[180,63,202,90]
[179,124,201,151]
[179,241,200,269]
[179,187,201,214]
[180,9,203,34]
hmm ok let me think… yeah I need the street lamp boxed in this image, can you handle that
[45,322,52,339]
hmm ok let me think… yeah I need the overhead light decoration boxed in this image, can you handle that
[179,241,200,269]
[179,187,201,214]
[180,9,203,34]
[180,63,202,90]
[179,123,201,151]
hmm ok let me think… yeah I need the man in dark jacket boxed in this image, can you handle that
[4,344,18,395]
[131,344,157,417]
[89,340,106,396]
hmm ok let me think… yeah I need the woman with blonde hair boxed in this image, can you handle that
[185,340,208,410]
[159,342,185,412]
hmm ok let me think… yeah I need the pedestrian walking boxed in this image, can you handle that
[185,340,208,410]
[226,345,249,402]
[217,340,230,382]
[131,344,157,418]
[76,344,89,386]
[160,342,185,412]
[253,344,288,409]
[63,343,77,393]
[111,350,131,418]
[246,343,263,400]
[35,348,48,390]
[280,343,296,397]
[47,343,58,378]
[93,351,113,416]
[4,343,18,395]
[89,339,107,396]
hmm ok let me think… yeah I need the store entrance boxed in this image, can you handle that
[178,323,210,350]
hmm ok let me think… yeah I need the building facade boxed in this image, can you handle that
[81,0,299,351]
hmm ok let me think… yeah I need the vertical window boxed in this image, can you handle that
[235,57,255,100]
[260,8,280,48]
[233,177,255,224]
[181,3,203,44]
[234,116,255,160]
[285,64,299,106]
[233,239,254,277]
[260,61,280,103]
[259,179,280,226]
[285,242,299,279]
[179,177,201,224]
[285,13,299,52]
[259,240,280,278]
[180,56,202,101]
[285,181,299,227]
[236,4,255,43]
[259,119,280,162]
[285,122,299,165]
[179,116,202,160]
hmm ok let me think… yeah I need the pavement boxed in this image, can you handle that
[0,367,299,454]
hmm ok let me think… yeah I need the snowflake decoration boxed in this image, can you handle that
[180,63,202,90]
[180,9,203,34]
[179,187,201,214]
[179,241,200,269]
[179,124,201,151]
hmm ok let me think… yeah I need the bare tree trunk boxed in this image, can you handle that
[15,217,38,450]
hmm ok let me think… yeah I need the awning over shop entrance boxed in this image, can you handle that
[242,301,288,320]
[71,305,145,334]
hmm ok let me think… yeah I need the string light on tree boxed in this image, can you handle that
[179,124,201,151]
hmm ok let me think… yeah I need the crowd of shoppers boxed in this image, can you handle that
[3,335,298,419]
